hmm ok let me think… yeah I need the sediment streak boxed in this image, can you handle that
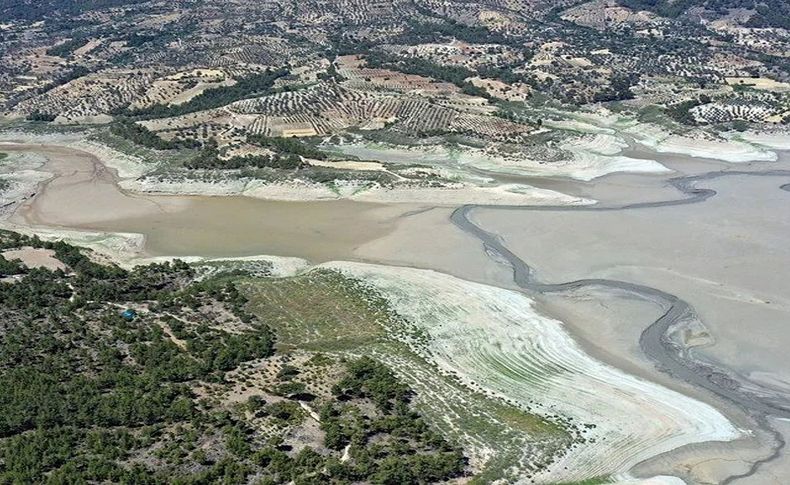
[451,169,790,481]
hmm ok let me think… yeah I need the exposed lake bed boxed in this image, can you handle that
[2,134,790,484]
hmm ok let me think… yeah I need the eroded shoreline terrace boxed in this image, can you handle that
[0,129,788,483]
[2,1,790,481]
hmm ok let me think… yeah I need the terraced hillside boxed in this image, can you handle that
[1,0,786,166]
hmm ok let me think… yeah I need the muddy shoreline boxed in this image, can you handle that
[1,143,422,263]
[451,169,790,482]
[4,139,790,482]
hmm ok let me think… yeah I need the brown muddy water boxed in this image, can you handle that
[7,141,790,483]
[4,144,419,262]
[83,197,411,261]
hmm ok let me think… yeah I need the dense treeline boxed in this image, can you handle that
[183,135,329,170]
[0,231,194,308]
[401,19,512,46]
[184,140,304,170]
[121,68,287,119]
[0,230,467,483]
[46,37,88,57]
[364,51,489,98]
[332,356,412,411]
[319,357,466,483]
[0,0,149,21]
[618,0,697,18]
[592,74,639,103]
[747,2,790,29]
[125,32,158,47]
[618,0,790,29]
[477,63,533,86]
[0,255,25,276]
[25,111,57,122]
[247,134,328,160]
[0,231,278,482]
[110,119,200,150]
[665,95,709,125]
[185,152,303,170]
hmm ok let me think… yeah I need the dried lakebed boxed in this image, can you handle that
[318,261,738,483]
[3,141,790,482]
[452,169,790,483]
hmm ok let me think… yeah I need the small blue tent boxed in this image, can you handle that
[121,309,137,321]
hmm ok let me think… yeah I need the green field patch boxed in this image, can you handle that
[240,269,571,482]
[554,477,611,485]
[240,270,389,352]
[363,342,569,482]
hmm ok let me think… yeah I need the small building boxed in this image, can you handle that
[121,309,137,322]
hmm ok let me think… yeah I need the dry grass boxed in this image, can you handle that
[239,270,388,352]
[2,247,66,271]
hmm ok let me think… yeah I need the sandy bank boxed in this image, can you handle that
[736,130,790,151]
[0,149,51,217]
[0,131,151,178]
[555,134,672,181]
[2,142,578,263]
[5,144,188,228]
[320,261,739,483]
[332,138,672,182]
[1,132,593,207]
[625,125,780,163]
[124,175,592,206]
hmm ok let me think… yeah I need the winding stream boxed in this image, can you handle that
[5,141,790,481]
[452,170,790,481]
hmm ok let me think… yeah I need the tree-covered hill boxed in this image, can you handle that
[0,230,467,484]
